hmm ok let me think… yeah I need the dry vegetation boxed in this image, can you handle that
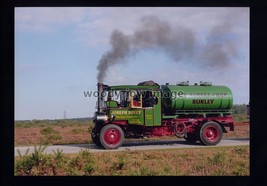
[15,126,91,146]
[15,145,249,176]
[14,120,249,147]
[14,118,249,176]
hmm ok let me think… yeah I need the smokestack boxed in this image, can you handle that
[97,82,104,113]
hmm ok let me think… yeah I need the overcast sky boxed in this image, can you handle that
[15,7,249,120]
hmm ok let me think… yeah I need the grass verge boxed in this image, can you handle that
[15,145,249,176]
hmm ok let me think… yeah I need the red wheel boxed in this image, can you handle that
[199,121,222,145]
[100,124,124,149]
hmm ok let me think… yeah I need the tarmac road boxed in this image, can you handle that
[14,138,249,156]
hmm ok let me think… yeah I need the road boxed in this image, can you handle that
[14,138,249,156]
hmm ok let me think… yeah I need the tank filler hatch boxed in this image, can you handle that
[199,81,212,86]
[176,81,189,86]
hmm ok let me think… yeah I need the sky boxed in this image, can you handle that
[15,7,249,120]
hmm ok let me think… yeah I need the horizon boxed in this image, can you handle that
[14,102,249,121]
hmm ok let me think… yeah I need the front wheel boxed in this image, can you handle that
[91,127,103,148]
[199,121,223,146]
[100,124,125,149]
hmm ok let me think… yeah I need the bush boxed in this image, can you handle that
[232,146,249,157]
[231,104,247,115]
[40,127,62,145]
[15,146,249,176]
[15,145,52,176]
[116,153,128,170]
[208,151,226,165]
[78,149,96,175]
[52,149,65,161]
[41,126,56,135]
[232,114,248,122]
[83,162,95,174]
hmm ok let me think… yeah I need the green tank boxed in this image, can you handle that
[161,81,233,114]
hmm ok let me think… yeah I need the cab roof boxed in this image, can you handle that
[109,85,160,91]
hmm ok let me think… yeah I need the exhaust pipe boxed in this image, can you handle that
[97,82,104,113]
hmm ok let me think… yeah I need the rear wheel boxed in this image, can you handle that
[199,121,223,145]
[100,124,125,149]
[91,127,103,148]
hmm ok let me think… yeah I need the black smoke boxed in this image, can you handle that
[96,15,237,82]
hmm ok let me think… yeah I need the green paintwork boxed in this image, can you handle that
[105,86,162,127]
[105,82,233,126]
[106,91,162,126]
[161,84,233,113]
[109,109,144,125]
[145,109,153,126]
[106,100,118,108]
[152,91,161,126]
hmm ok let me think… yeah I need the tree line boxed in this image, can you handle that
[231,104,249,115]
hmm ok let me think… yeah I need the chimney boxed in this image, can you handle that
[97,82,104,113]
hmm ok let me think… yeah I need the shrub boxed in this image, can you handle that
[83,162,95,174]
[111,155,127,170]
[52,149,65,162]
[78,149,96,175]
[111,153,128,171]
[232,146,249,156]
[15,145,52,176]
[41,127,56,135]
[117,154,128,170]
[231,161,248,176]
[40,127,62,145]
[208,151,226,165]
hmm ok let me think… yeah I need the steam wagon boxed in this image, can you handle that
[92,80,234,149]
